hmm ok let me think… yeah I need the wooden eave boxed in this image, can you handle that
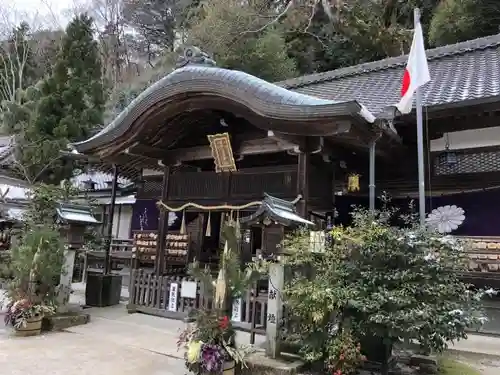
[72,66,382,162]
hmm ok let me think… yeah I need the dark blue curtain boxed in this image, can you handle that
[335,189,500,236]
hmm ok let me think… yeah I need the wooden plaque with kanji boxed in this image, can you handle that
[207,132,237,173]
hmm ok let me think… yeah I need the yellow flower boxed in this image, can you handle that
[187,341,202,363]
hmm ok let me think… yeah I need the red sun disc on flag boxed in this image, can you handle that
[401,69,411,97]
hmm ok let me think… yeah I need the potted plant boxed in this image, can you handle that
[178,309,247,375]
[3,294,55,336]
[176,220,265,374]
[4,225,64,337]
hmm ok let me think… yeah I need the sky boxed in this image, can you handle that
[0,0,73,29]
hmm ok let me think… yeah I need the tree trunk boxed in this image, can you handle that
[380,339,392,375]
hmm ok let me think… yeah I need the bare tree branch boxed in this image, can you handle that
[9,138,66,184]
[0,6,48,108]
[241,0,295,34]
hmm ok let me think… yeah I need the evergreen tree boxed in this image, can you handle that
[3,14,106,184]
[188,0,297,81]
[429,0,500,46]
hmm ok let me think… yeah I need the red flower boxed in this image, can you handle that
[339,354,345,361]
[334,370,342,375]
[219,315,229,329]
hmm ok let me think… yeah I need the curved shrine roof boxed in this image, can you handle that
[73,59,375,154]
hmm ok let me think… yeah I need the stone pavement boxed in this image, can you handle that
[0,287,184,375]
[0,327,185,375]
[1,283,500,375]
[0,284,265,375]
[73,303,265,356]
[448,334,500,357]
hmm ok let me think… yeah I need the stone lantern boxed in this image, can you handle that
[55,203,100,312]
[240,193,314,359]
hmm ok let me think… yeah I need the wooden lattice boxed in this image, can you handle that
[434,150,500,175]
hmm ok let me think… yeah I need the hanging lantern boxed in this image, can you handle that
[347,173,360,192]
[439,132,458,167]
[439,149,458,167]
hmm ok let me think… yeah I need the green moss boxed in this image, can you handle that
[438,358,481,375]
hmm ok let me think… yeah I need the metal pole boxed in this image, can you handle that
[369,139,376,212]
[104,164,119,274]
[414,8,426,226]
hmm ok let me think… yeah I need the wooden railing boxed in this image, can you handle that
[123,236,500,338]
[139,165,332,201]
[127,269,268,342]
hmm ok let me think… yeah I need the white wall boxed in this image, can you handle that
[111,204,133,239]
[431,126,500,152]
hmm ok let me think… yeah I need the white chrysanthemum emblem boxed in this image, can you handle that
[425,205,465,233]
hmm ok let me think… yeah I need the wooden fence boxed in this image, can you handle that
[127,269,268,343]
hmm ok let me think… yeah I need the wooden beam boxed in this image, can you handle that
[267,131,336,159]
[428,114,500,139]
[296,151,310,217]
[267,130,303,152]
[124,137,295,164]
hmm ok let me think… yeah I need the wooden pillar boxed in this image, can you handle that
[155,166,171,276]
[104,164,119,275]
[296,146,310,218]
[116,204,122,238]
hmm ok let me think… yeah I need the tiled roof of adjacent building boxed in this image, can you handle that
[0,136,132,192]
[277,33,500,115]
[0,135,15,165]
[71,171,132,191]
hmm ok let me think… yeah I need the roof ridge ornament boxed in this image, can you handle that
[175,46,216,69]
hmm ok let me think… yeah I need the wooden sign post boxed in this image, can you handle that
[168,282,179,312]
[231,297,242,322]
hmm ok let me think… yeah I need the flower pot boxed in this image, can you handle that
[222,360,235,375]
[15,315,43,337]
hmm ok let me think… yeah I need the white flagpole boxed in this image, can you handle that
[414,8,426,226]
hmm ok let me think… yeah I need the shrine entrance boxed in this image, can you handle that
[70,46,395,334]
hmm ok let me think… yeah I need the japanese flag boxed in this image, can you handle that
[396,20,431,114]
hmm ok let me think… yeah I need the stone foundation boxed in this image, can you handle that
[357,353,439,375]
[241,352,304,375]
[42,312,90,331]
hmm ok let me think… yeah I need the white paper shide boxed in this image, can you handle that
[425,205,465,234]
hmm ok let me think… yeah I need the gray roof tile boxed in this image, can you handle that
[277,33,500,114]
[71,171,131,191]
[0,136,15,165]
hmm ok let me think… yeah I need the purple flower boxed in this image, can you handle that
[200,343,225,373]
